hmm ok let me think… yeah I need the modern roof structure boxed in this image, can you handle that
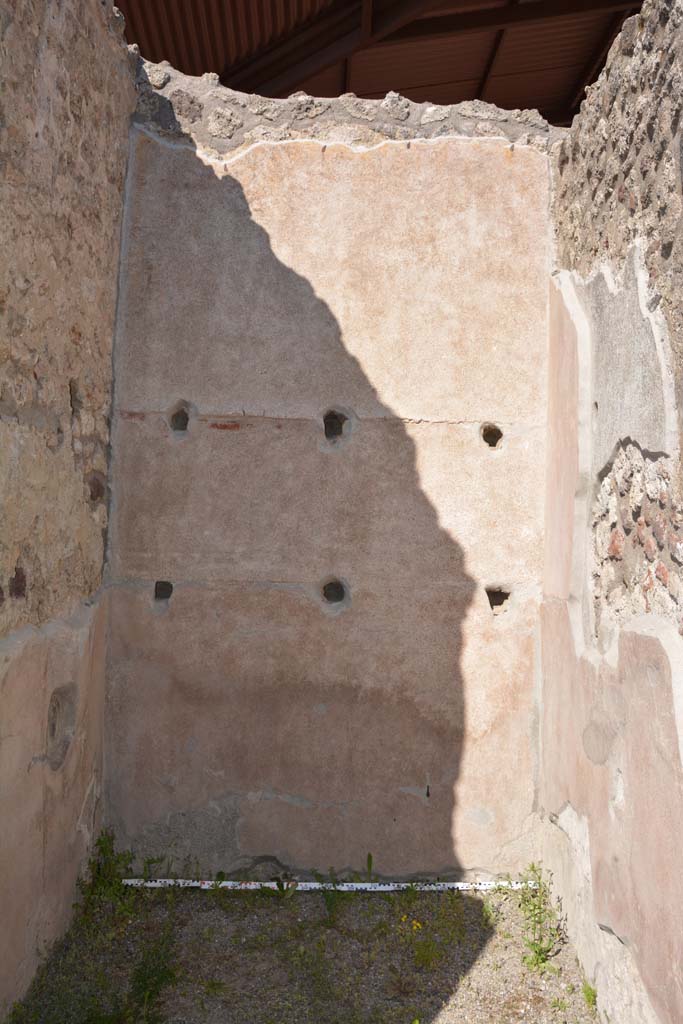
[117,0,642,125]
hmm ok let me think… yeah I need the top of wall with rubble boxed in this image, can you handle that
[131,52,563,156]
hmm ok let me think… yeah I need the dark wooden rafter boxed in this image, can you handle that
[381,0,638,46]
[222,0,433,94]
[361,0,373,40]
[223,0,638,97]
[566,8,634,114]
[545,6,637,124]
[477,0,518,102]
[222,1,359,90]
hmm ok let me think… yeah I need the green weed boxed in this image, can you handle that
[518,863,565,971]
[127,925,176,1022]
[412,936,444,971]
[77,830,136,923]
[582,979,598,1011]
[481,897,497,929]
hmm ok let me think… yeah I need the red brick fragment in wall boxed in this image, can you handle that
[608,528,625,559]
[656,561,669,586]
[636,517,648,545]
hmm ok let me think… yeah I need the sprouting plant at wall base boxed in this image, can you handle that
[274,877,298,900]
[126,925,177,1023]
[77,830,136,922]
[518,862,565,970]
[582,979,598,1011]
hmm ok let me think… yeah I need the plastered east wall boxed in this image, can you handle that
[106,69,551,879]
[0,0,134,1012]
[542,3,683,1022]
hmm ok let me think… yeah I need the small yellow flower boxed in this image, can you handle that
[412,919,422,931]
[401,914,407,922]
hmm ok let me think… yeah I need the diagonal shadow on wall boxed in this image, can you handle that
[106,89,494,1017]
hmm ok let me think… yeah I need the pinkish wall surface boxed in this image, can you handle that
[0,603,108,1013]
[106,94,550,879]
[539,279,683,1024]
[6,4,683,1018]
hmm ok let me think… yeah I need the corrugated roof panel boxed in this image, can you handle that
[351,31,496,93]
[493,11,617,75]
[297,61,346,96]
[207,0,237,67]
[121,2,148,57]
[117,0,642,124]
[485,62,586,113]
[366,78,482,103]
[383,0,509,14]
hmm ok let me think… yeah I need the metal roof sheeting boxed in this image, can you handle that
[117,0,642,124]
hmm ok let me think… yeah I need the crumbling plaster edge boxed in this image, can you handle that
[551,245,681,667]
[131,118,551,172]
[540,805,661,1024]
[550,271,595,662]
[131,50,565,157]
[0,591,106,675]
[586,247,678,463]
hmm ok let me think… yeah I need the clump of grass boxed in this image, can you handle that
[7,831,177,1024]
[77,829,136,924]
[518,863,565,971]
[582,979,598,1011]
[125,924,176,1023]
[412,936,444,971]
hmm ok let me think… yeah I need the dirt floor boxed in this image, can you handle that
[7,841,600,1024]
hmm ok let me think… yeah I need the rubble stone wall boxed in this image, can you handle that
[0,0,134,1012]
[543,4,683,1022]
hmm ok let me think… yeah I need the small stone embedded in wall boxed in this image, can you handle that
[170,89,203,125]
[421,105,449,125]
[292,93,330,119]
[339,93,377,122]
[593,442,683,638]
[381,91,411,121]
[146,64,170,89]
[206,107,243,139]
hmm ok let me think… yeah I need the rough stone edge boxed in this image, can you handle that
[540,809,661,1024]
[127,48,565,156]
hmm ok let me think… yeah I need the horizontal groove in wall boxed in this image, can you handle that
[115,409,545,429]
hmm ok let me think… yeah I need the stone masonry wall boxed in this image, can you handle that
[0,0,134,1012]
[544,3,683,1023]
[593,442,683,643]
[0,0,134,635]
[554,0,683,441]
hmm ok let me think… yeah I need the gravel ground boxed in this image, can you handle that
[8,882,599,1024]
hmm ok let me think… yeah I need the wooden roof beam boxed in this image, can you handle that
[379,0,638,46]
[566,8,635,114]
[222,0,434,95]
[477,0,519,101]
